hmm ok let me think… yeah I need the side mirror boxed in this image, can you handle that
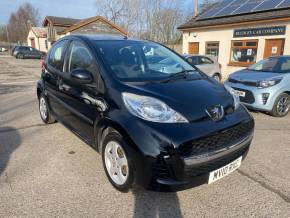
[71,69,93,84]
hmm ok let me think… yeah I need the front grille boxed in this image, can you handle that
[233,87,255,104]
[184,144,249,177]
[229,78,257,87]
[179,120,254,157]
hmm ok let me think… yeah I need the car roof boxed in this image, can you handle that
[17,46,31,48]
[268,55,290,58]
[62,34,149,43]
[183,54,206,58]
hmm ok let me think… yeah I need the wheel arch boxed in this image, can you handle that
[36,80,44,99]
[94,117,138,154]
[213,72,222,79]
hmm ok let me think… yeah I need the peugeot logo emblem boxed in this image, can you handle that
[206,105,224,122]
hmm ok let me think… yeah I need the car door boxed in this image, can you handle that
[44,39,69,118]
[20,47,29,57]
[26,47,34,58]
[56,40,103,144]
[196,56,215,75]
[31,48,40,58]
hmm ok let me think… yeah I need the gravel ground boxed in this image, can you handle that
[0,56,290,217]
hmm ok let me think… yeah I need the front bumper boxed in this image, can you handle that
[153,134,252,191]
[109,106,254,191]
[225,81,280,112]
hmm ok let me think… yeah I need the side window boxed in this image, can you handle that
[188,57,199,65]
[48,40,67,71]
[68,41,93,72]
[200,56,214,65]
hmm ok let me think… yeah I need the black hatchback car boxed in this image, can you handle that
[13,46,45,59]
[37,35,254,191]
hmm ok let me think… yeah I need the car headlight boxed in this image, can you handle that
[224,84,240,110]
[122,93,188,123]
[257,77,282,89]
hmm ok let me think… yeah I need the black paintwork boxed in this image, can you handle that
[37,35,254,190]
[13,46,45,59]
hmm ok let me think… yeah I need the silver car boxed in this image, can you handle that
[225,56,290,117]
[183,55,222,82]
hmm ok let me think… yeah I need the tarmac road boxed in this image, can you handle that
[0,56,290,217]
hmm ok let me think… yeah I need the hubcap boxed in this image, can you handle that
[277,96,290,115]
[39,97,48,120]
[104,141,129,185]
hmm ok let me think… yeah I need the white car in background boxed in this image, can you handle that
[183,54,222,82]
[0,47,7,52]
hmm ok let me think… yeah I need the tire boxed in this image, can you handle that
[270,93,290,117]
[212,73,221,82]
[102,131,134,192]
[38,94,56,124]
[17,53,24,59]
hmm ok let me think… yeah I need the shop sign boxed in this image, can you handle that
[234,26,286,38]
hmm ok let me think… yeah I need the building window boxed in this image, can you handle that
[206,42,219,58]
[230,40,258,66]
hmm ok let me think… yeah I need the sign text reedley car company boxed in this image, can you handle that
[233,26,286,38]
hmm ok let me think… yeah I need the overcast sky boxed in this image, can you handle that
[0,0,197,25]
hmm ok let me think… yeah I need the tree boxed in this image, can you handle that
[200,0,220,13]
[0,25,8,42]
[95,0,189,44]
[7,2,40,43]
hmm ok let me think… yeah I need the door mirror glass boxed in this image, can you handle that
[70,69,93,84]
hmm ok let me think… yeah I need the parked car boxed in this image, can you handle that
[37,35,254,192]
[11,45,19,56]
[225,56,290,117]
[183,54,222,82]
[13,46,45,59]
[0,47,7,52]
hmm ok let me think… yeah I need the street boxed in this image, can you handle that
[0,56,290,217]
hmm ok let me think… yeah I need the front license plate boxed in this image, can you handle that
[208,156,242,184]
[233,90,246,97]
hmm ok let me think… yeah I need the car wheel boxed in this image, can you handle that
[17,54,24,59]
[213,74,221,82]
[39,94,56,124]
[102,131,134,192]
[271,93,290,117]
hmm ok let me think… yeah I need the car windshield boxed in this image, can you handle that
[248,57,290,73]
[94,40,201,82]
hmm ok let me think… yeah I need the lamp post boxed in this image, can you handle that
[194,0,199,17]
[5,25,11,51]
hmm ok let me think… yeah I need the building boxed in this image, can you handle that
[178,1,290,79]
[27,27,48,51]
[27,16,128,52]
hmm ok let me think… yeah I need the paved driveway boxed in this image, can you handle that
[0,56,290,217]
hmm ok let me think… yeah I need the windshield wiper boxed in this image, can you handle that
[161,70,195,83]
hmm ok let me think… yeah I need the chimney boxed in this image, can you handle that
[194,0,198,17]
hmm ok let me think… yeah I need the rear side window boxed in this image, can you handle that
[199,56,214,65]
[67,41,93,72]
[48,40,67,71]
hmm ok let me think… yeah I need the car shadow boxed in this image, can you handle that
[132,187,183,218]
[0,127,21,176]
